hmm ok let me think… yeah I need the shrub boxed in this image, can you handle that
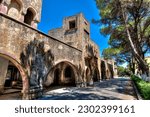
[131,75,150,100]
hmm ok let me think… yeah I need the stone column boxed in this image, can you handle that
[60,64,66,85]
[0,57,9,94]
[98,57,101,80]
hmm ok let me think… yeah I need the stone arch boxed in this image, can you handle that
[24,7,36,25]
[0,52,28,99]
[7,0,23,19]
[45,61,78,87]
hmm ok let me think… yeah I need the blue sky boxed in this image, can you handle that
[38,0,109,55]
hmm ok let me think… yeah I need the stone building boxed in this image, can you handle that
[101,58,118,80]
[0,0,117,99]
[48,13,101,85]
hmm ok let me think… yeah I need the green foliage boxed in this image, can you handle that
[95,0,150,73]
[131,75,150,100]
[117,66,131,76]
[102,48,120,59]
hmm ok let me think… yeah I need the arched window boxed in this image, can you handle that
[8,0,21,19]
[24,8,35,25]
[64,66,72,78]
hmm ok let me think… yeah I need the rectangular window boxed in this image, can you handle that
[69,20,76,29]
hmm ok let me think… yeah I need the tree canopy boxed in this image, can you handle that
[95,0,150,75]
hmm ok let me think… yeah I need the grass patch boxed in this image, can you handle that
[131,75,150,100]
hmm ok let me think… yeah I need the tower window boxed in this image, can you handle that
[24,9,34,25]
[69,20,76,29]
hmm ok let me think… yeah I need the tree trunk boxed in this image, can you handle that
[121,2,149,76]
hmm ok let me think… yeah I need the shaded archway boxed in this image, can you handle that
[45,61,78,87]
[0,53,28,100]
[24,8,36,25]
[63,65,75,86]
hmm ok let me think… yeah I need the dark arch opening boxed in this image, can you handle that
[45,61,77,88]
[64,65,75,86]
[24,9,34,25]
[0,56,22,100]
[65,66,72,78]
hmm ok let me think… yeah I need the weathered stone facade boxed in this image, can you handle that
[0,0,117,99]
[49,13,101,85]
[101,58,118,80]
[0,0,42,28]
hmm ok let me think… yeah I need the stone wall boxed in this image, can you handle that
[49,13,102,85]
[0,0,42,28]
[49,28,64,40]
[0,13,82,99]
[100,59,116,80]
[0,13,82,65]
[0,11,118,99]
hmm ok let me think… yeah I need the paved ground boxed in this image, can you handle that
[39,77,137,100]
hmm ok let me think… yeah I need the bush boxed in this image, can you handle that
[131,75,150,100]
